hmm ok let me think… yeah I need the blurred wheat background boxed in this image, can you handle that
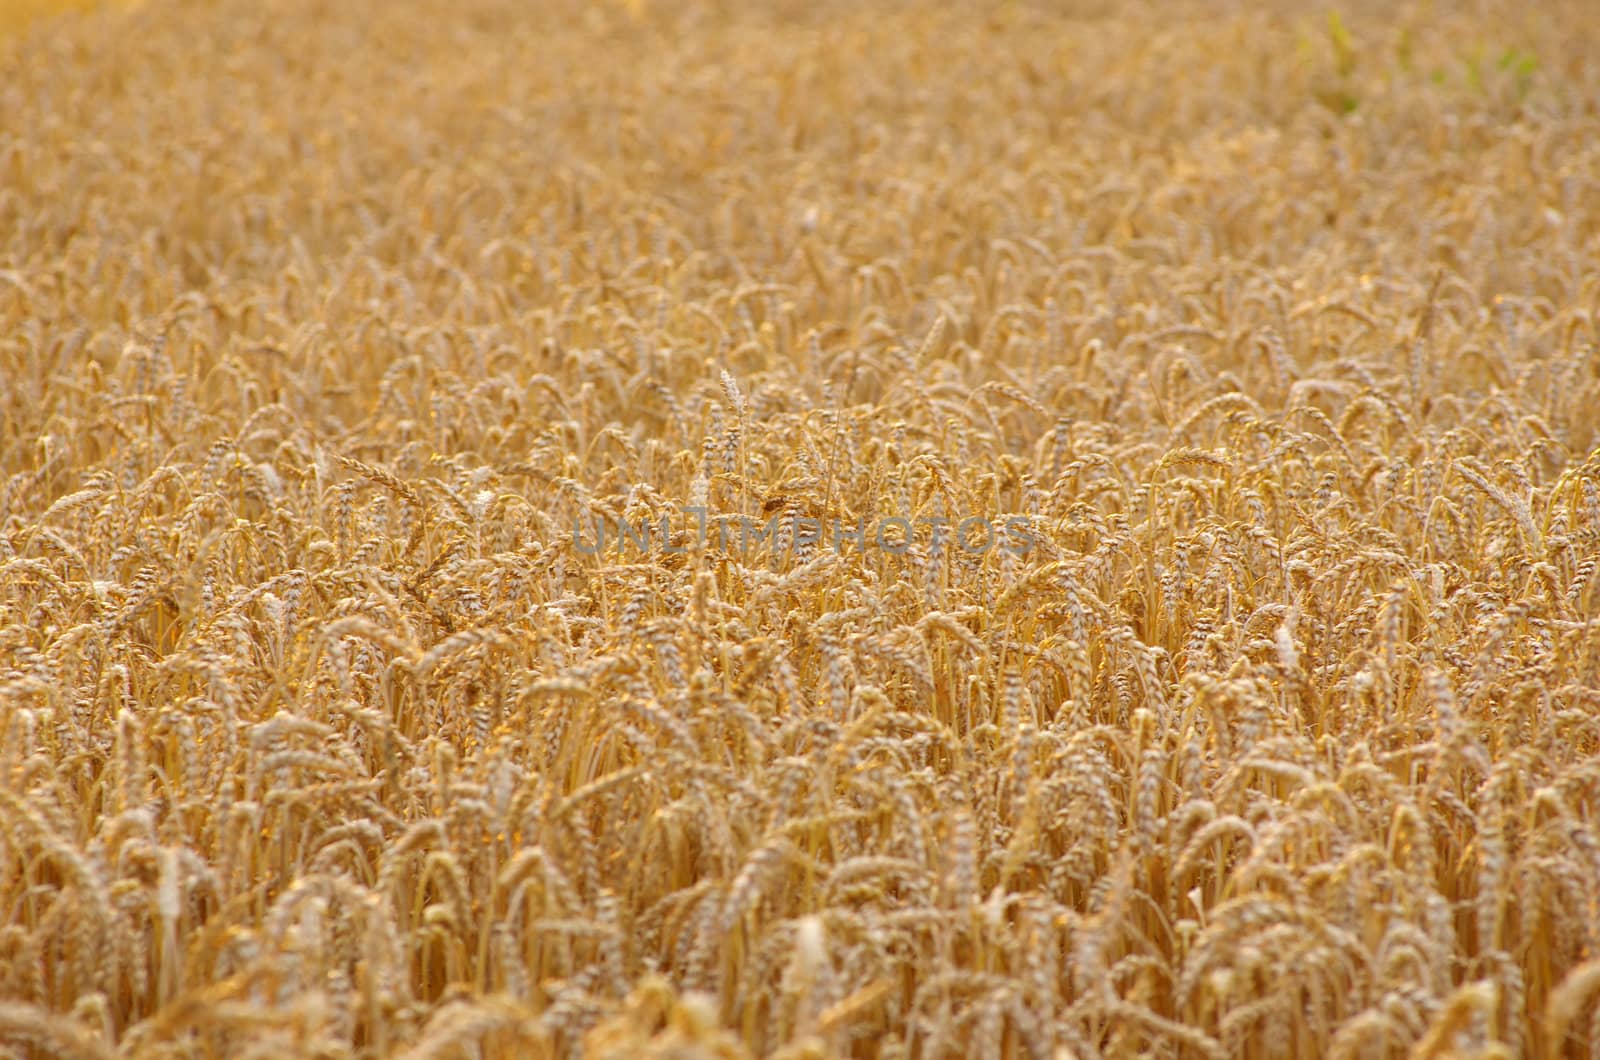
[3,0,1600,1057]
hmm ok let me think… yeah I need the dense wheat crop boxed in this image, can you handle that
[3,0,1600,1056]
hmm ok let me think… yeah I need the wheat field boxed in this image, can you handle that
[3,0,1600,1056]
